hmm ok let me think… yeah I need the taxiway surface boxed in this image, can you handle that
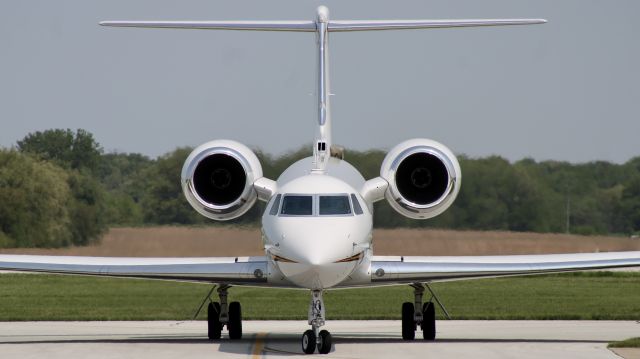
[1,320,638,358]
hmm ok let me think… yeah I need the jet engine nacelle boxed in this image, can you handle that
[181,140,263,221]
[381,139,461,219]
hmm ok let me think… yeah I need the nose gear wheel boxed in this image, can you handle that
[301,290,332,354]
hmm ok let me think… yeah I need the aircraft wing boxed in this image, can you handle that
[370,251,640,284]
[0,255,267,285]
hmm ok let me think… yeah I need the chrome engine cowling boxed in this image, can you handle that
[181,140,262,221]
[380,139,461,219]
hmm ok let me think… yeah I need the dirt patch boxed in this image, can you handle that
[1,227,639,257]
[0,227,263,257]
[372,229,640,256]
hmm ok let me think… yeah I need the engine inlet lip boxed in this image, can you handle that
[388,146,457,210]
[184,147,254,211]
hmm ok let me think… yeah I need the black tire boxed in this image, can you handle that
[401,302,415,340]
[318,330,332,354]
[302,329,316,354]
[207,302,222,340]
[422,302,436,340]
[228,301,242,340]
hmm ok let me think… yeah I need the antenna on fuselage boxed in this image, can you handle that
[100,7,546,173]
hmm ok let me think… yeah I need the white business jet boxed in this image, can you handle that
[2,6,640,355]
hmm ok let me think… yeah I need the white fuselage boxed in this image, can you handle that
[261,157,373,289]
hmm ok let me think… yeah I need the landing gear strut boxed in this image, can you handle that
[401,282,450,341]
[302,290,332,354]
[206,284,243,340]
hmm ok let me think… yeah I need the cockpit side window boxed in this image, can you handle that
[351,193,364,215]
[319,195,352,215]
[281,195,313,216]
[269,194,282,216]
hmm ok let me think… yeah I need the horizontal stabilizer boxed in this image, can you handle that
[99,20,316,32]
[100,19,546,33]
[328,19,547,31]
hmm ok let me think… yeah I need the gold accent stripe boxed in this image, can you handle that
[334,252,364,263]
[272,254,298,263]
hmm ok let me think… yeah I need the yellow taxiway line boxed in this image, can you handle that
[252,332,267,358]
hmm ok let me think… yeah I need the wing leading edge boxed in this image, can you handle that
[0,255,267,285]
[371,251,640,284]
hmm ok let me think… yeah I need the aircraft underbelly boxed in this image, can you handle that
[274,260,358,289]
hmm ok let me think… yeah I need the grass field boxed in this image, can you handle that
[609,338,640,348]
[1,272,639,321]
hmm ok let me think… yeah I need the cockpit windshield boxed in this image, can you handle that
[319,195,351,215]
[281,195,313,216]
[277,194,355,216]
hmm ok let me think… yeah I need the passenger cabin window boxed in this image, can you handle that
[269,194,282,216]
[319,195,352,215]
[351,194,364,215]
[281,195,313,216]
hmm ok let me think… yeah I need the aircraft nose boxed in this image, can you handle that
[284,230,350,266]
[298,250,330,267]
[278,243,353,290]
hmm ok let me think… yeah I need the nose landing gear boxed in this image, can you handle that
[301,290,332,354]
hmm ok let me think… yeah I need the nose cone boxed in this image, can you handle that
[298,251,328,267]
[295,234,343,266]
[284,221,353,264]
[273,219,360,289]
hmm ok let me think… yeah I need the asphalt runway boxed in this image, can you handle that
[1,320,638,359]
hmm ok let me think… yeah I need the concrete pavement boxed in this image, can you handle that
[0,320,638,358]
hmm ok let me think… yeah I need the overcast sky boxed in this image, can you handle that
[1,1,638,163]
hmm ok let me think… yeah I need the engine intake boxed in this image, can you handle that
[181,140,263,221]
[381,139,461,219]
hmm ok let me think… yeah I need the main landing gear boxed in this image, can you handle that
[206,284,243,340]
[302,290,332,354]
[401,282,450,341]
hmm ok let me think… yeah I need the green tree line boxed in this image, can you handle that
[1,129,639,248]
